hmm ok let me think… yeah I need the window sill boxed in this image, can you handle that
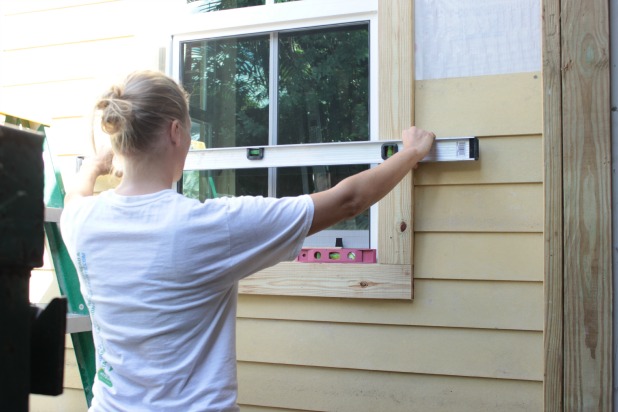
[239,261,412,300]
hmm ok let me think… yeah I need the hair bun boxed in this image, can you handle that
[92,70,190,156]
[96,88,133,136]
[110,85,124,99]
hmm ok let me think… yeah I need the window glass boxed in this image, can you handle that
[275,24,370,231]
[187,0,265,12]
[276,165,370,231]
[181,23,370,243]
[183,35,270,149]
[278,25,369,145]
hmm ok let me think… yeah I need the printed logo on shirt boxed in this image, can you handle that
[97,367,113,388]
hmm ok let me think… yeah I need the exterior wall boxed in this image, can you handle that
[1,1,544,411]
[234,74,544,410]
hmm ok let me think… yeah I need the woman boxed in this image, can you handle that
[61,70,435,411]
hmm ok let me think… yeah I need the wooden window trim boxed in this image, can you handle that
[239,0,414,300]
[173,0,414,300]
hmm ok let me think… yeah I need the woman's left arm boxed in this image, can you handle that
[64,147,114,206]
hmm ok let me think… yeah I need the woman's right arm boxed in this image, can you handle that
[308,126,435,236]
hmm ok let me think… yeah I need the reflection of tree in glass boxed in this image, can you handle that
[180,23,370,223]
[275,24,371,231]
[183,36,270,149]
[187,0,265,13]
[278,25,369,145]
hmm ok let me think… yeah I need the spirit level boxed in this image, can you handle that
[297,248,377,264]
[184,137,479,171]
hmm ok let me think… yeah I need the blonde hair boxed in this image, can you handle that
[94,70,190,156]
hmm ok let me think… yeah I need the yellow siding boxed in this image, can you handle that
[238,279,542,331]
[237,319,542,380]
[4,1,545,411]
[238,363,542,412]
[415,135,543,185]
[415,184,543,232]
[415,232,543,281]
[237,72,543,409]
[414,73,542,137]
[30,389,88,412]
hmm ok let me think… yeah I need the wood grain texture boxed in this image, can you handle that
[238,279,543,331]
[240,263,411,300]
[238,362,543,412]
[415,135,543,186]
[415,73,542,137]
[541,0,563,409]
[378,0,414,134]
[561,0,612,409]
[414,184,543,233]
[377,0,414,268]
[237,319,543,381]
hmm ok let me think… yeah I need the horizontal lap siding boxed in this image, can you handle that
[239,279,543,331]
[237,319,543,381]
[0,0,160,130]
[29,389,88,412]
[238,72,544,410]
[237,363,542,412]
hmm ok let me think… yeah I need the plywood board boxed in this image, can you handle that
[238,279,543,331]
[415,135,543,185]
[237,363,542,412]
[414,184,543,232]
[414,232,543,281]
[415,72,542,137]
[237,319,543,381]
[240,263,411,300]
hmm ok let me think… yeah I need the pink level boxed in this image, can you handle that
[296,248,377,264]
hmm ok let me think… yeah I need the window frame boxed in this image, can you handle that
[170,0,414,299]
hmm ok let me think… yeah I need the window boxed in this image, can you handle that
[180,22,371,247]
[172,0,414,299]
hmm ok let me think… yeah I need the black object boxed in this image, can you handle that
[381,143,399,160]
[246,147,264,160]
[0,124,66,412]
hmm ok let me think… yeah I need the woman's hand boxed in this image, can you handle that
[401,126,435,167]
[90,143,115,176]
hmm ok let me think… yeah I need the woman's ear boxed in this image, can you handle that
[169,119,183,146]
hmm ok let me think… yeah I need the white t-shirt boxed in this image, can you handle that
[60,189,314,412]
